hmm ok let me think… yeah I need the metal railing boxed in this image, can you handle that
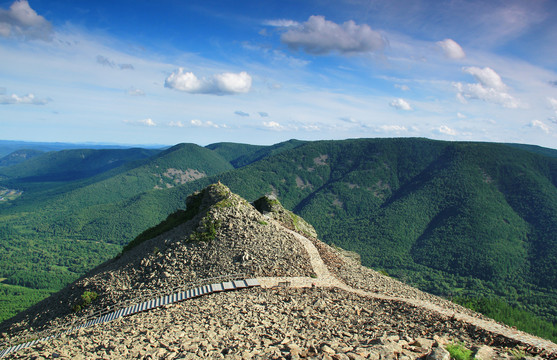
[1,273,248,356]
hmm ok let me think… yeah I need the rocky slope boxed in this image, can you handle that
[1,183,557,359]
[0,183,314,338]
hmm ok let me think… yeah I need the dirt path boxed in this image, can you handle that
[258,222,557,355]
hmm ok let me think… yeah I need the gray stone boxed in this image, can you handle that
[473,345,494,360]
[427,347,451,360]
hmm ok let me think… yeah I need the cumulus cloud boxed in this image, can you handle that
[464,67,506,90]
[0,0,52,41]
[280,15,385,55]
[234,110,249,117]
[168,121,185,127]
[438,125,457,135]
[437,39,466,59]
[529,120,550,133]
[124,118,156,127]
[457,112,467,119]
[0,92,49,105]
[191,119,220,128]
[390,98,412,111]
[263,121,284,130]
[453,67,519,108]
[165,69,252,95]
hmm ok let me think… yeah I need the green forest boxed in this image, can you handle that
[1,137,557,343]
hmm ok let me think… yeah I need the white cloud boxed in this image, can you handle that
[234,110,249,117]
[263,19,299,28]
[258,112,269,117]
[457,112,467,119]
[281,15,385,55]
[124,118,156,127]
[438,125,457,135]
[0,0,52,41]
[390,98,412,111]
[168,121,185,127]
[464,67,506,91]
[213,72,252,94]
[453,67,519,108]
[191,119,220,128]
[436,39,465,59]
[302,124,320,131]
[165,69,252,95]
[0,93,48,105]
[529,120,550,133]
[263,121,284,130]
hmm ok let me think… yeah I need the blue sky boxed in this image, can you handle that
[1,0,557,148]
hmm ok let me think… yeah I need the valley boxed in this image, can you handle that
[0,137,556,344]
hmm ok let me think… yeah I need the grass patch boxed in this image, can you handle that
[445,343,473,360]
[72,290,98,313]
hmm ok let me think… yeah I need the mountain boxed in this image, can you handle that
[1,138,557,342]
[2,183,555,359]
[0,149,44,168]
[206,138,307,168]
[0,148,160,182]
[0,140,162,158]
[0,143,234,322]
[205,139,557,324]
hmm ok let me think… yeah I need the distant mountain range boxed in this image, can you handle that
[0,137,556,341]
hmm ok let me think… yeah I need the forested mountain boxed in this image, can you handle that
[1,137,556,341]
[206,139,307,168]
[0,140,157,158]
[0,148,160,182]
[0,149,44,168]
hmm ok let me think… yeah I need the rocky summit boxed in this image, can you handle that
[1,183,557,359]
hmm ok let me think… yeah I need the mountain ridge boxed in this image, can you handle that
[2,183,556,359]
[1,137,556,342]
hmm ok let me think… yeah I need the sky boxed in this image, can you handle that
[1,0,557,148]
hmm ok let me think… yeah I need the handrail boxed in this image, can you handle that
[1,273,247,352]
